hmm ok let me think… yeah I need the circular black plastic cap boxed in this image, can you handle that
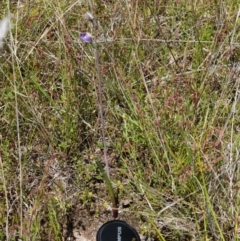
[96,220,140,241]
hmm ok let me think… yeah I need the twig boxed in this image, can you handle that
[0,154,9,241]
[7,5,23,237]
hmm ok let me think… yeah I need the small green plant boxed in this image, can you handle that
[80,12,119,218]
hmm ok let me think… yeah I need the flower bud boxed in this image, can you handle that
[84,12,94,21]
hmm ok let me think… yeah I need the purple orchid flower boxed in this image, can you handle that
[80,32,93,43]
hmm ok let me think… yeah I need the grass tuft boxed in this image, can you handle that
[0,0,240,240]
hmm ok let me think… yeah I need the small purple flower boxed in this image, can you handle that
[80,32,93,43]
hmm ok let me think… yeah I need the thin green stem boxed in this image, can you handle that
[92,17,110,179]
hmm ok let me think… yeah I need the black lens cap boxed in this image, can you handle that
[96,220,140,241]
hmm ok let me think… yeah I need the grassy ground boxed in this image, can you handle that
[0,0,240,240]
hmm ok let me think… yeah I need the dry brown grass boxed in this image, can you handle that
[0,0,240,240]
